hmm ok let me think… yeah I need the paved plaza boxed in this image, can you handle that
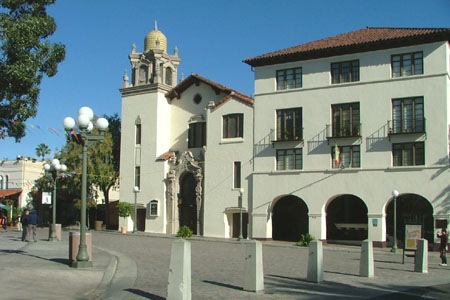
[1,227,450,299]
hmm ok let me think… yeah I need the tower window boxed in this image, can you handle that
[165,67,172,85]
[188,122,206,148]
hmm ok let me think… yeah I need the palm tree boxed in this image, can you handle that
[35,143,51,161]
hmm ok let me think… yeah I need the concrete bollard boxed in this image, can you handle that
[360,239,374,278]
[307,240,323,283]
[167,239,191,300]
[414,239,428,273]
[244,240,264,292]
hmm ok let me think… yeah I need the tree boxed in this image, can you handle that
[0,0,66,141]
[35,143,50,161]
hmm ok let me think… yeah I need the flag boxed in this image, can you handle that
[334,142,340,167]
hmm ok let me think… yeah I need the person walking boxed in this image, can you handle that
[27,209,39,242]
[1,212,7,231]
[437,228,448,266]
[21,209,29,241]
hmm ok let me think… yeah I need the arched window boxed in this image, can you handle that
[5,175,8,189]
[0,175,3,189]
[165,67,172,85]
[138,65,148,84]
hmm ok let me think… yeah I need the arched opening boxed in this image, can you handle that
[138,65,148,84]
[272,195,308,242]
[165,67,172,85]
[179,172,197,234]
[386,193,433,247]
[326,195,368,241]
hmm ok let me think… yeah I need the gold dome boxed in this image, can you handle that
[144,22,167,53]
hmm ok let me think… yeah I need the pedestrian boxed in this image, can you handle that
[21,209,29,241]
[1,212,7,231]
[27,209,39,242]
[17,213,22,231]
[437,228,448,266]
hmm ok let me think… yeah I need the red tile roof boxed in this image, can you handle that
[166,73,253,107]
[0,189,22,198]
[243,27,450,67]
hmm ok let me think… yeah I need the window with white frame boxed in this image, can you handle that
[223,114,243,138]
[392,97,424,134]
[391,52,423,78]
[331,145,360,169]
[276,148,302,170]
[393,142,424,166]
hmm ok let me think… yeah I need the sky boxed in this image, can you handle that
[1,0,450,161]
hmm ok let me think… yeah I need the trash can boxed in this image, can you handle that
[48,224,62,241]
[69,231,92,265]
[95,220,103,231]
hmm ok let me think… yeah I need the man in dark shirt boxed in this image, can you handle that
[437,228,448,266]
[27,209,39,242]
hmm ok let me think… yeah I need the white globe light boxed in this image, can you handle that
[78,106,94,121]
[51,159,60,167]
[78,114,90,129]
[96,118,109,131]
[134,186,140,192]
[392,190,399,198]
[239,188,245,195]
[63,117,76,130]
[44,164,51,171]
[54,164,62,171]
[61,164,67,172]
[87,121,94,132]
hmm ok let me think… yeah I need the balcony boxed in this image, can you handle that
[388,118,426,136]
[326,123,362,143]
[271,127,304,147]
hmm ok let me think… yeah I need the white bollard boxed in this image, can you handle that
[167,239,191,300]
[244,240,264,292]
[307,240,323,283]
[414,239,428,273]
[360,240,374,278]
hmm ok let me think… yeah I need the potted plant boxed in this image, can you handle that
[176,225,193,238]
[116,202,132,233]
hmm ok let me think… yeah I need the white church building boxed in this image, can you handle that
[119,26,450,247]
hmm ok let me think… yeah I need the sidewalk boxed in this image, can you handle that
[0,228,116,300]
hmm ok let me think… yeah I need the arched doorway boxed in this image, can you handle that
[386,193,433,247]
[272,195,308,242]
[326,195,368,241]
[179,172,197,234]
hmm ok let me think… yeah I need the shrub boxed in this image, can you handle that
[176,225,193,238]
[297,233,315,247]
[116,202,132,219]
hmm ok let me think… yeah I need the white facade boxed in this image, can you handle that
[247,29,450,246]
[119,26,253,236]
[0,157,44,208]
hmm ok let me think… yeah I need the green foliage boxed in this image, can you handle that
[35,143,50,161]
[116,202,132,219]
[297,233,315,247]
[176,226,193,238]
[0,0,66,140]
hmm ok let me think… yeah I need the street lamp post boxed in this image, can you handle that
[391,189,399,253]
[133,186,139,233]
[63,107,109,268]
[238,188,244,241]
[44,159,67,242]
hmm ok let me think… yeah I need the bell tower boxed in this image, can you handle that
[123,21,181,90]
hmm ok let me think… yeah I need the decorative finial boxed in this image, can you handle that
[132,43,136,54]
[181,72,185,81]
[174,46,178,57]
[122,70,129,88]
[155,20,158,31]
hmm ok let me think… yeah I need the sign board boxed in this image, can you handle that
[150,200,159,216]
[405,224,422,250]
[42,192,52,205]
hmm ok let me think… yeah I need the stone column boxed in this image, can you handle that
[360,239,374,277]
[307,240,323,283]
[414,239,428,273]
[244,240,264,292]
[194,169,203,235]
[167,239,191,300]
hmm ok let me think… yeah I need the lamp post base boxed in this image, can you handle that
[71,260,93,268]
[48,236,57,242]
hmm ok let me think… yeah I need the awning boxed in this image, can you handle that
[0,203,11,210]
[0,189,22,198]
[224,207,248,214]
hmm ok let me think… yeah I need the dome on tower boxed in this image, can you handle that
[144,21,167,53]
